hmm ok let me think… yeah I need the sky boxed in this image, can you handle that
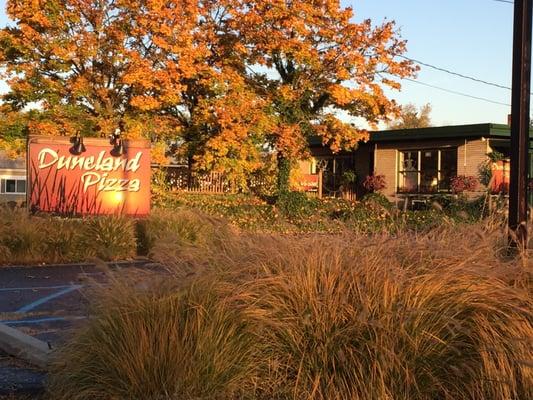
[0,0,520,127]
[348,0,516,126]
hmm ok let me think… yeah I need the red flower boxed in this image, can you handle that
[450,175,478,194]
[363,174,386,192]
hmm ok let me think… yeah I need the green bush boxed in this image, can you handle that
[360,192,393,210]
[276,191,318,219]
[156,192,471,235]
[430,194,487,221]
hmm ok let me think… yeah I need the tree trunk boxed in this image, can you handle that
[277,154,291,195]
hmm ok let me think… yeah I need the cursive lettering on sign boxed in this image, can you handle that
[37,148,144,193]
[37,149,142,173]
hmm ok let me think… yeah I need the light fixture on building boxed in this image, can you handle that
[70,135,86,155]
[110,132,125,157]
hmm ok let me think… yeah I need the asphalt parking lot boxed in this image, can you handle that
[0,260,157,396]
[0,263,114,346]
[0,260,158,343]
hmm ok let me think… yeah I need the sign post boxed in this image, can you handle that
[509,0,532,248]
[27,136,151,217]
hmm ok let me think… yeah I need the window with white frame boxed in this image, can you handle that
[0,177,26,194]
[398,148,457,193]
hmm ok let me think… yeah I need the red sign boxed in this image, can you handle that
[28,136,151,216]
[299,174,319,192]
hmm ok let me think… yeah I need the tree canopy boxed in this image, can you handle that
[388,103,432,130]
[0,0,416,187]
[236,0,416,157]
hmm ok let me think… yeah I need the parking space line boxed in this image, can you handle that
[16,285,83,313]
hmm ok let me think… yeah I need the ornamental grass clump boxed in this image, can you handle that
[139,208,233,271]
[239,228,533,399]
[48,222,533,400]
[0,208,48,264]
[0,208,87,264]
[47,272,260,400]
[81,215,137,260]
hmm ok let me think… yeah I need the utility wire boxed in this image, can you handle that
[393,0,514,106]
[402,77,511,106]
[399,55,512,90]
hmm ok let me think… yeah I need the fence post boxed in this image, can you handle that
[318,170,323,199]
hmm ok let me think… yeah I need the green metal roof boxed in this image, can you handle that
[308,123,533,148]
[369,123,527,142]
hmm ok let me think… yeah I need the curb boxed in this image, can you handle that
[0,258,156,270]
[0,324,51,369]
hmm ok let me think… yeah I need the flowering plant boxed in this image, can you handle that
[362,174,386,192]
[450,175,478,194]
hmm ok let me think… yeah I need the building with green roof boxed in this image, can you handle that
[300,123,533,203]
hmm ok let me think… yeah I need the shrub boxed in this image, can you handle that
[450,175,478,194]
[362,174,386,192]
[276,191,318,219]
[360,192,393,210]
[430,194,487,222]
[341,169,357,185]
[48,224,533,400]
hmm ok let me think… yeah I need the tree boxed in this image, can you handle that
[161,1,269,186]
[0,105,32,158]
[232,0,417,191]
[0,0,266,184]
[0,0,202,138]
[388,103,432,129]
[0,0,416,189]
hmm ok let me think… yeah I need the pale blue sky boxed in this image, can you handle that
[348,0,516,126]
[0,0,519,126]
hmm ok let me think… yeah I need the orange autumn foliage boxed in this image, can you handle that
[0,0,205,138]
[0,0,415,187]
[233,0,417,159]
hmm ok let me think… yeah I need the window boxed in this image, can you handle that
[309,158,317,175]
[398,148,457,193]
[1,177,26,194]
[315,155,354,196]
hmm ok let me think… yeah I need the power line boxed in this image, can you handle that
[492,0,513,4]
[399,55,512,90]
[402,77,511,106]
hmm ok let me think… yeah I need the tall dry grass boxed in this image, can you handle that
[138,208,236,274]
[48,220,533,400]
[0,209,137,265]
